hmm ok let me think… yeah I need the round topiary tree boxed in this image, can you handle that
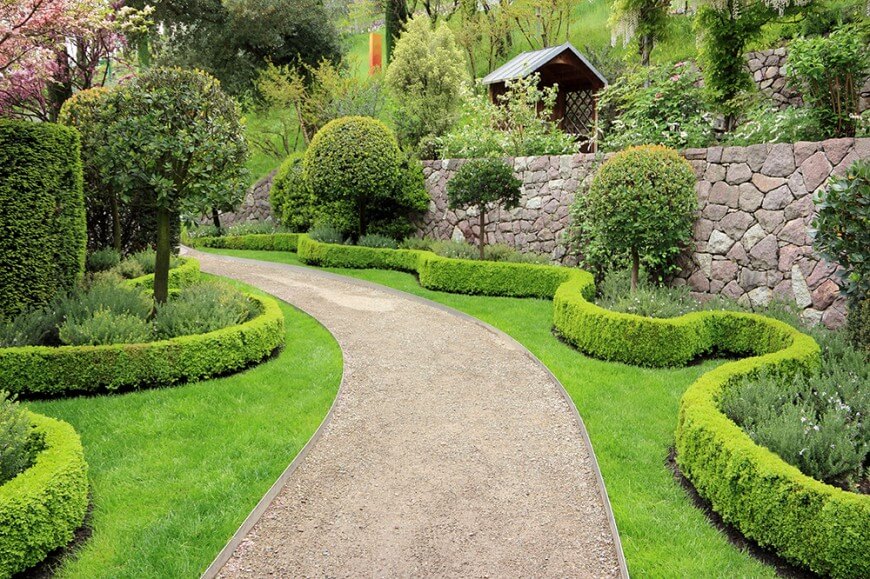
[96,67,248,304]
[447,158,522,259]
[303,116,401,238]
[575,145,697,292]
[0,121,86,318]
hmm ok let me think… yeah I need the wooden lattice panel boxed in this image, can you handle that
[564,90,595,136]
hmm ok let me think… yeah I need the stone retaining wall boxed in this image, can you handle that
[211,170,277,227]
[419,138,870,328]
[746,47,870,112]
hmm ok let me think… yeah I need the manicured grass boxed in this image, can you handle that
[200,247,775,577]
[26,278,342,579]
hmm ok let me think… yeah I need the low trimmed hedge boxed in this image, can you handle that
[187,233,300,253]
[287,235,868,576]
[0,292,284,397]
[125,256,201,289]
[0,412,88,577]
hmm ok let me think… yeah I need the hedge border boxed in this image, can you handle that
[277,234,865,577]
[125,256,201,289]
[0,412,88,578]
[0,291,285,397]
[186,233,300,253]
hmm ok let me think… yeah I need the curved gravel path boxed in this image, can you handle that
[190,249,626,578]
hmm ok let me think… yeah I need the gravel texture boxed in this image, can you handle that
[191,250,623,578]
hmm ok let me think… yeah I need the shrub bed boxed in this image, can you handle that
[0,292,284,397]
[270,235,868,575]
[0,411,88,577]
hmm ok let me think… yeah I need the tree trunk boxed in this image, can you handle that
[630,246,640,293]
[154,206,171,305]
[110,193,122,252]
[211,208,222,234]
[478,209,486,260]
[358,203,367,239]
[640,35,652,67]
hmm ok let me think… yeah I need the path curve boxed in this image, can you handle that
[190,249,627,578]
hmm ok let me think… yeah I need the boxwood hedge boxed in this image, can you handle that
[286,234,865,576]
[0,121,86,319]
[0,292,284,397]
[125,256,201,289]
[187,233,300,253]
[0,412,88,578]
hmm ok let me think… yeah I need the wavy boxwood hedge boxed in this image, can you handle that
[0,412,88,578]
[125,256,201,289]
[0,292,284,397]
[291,234,866,576]
[0,121,87,319]
[188,233,300,253]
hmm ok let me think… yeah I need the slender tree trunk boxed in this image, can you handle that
[640,35,652,67]
[154,206,171,304]
[358,203,367,239]
[478,209,485,260]
[211,208,222,234]
[630,246,640,293]
[110,193,122,252]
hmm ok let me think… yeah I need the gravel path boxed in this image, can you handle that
[190,249,626,578]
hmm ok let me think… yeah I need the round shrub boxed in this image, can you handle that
[303,116,401,238]
[270,152,316,232]
[573,145,697,289]
[0,121,86,319]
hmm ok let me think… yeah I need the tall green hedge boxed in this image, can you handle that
[0,122,86,319]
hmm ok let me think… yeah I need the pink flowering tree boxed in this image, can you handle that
[0,0,149,120]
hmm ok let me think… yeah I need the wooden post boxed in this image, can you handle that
[369,33,383,75]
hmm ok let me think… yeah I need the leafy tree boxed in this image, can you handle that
[573,145,697,292]
[384,0,410,63]
[789,23,870,138]
[385,15,470,155]
[303,116,401,238]
[695,0,811,130]
[96,68,248,303]
[609,0,671,66]
[0,0,150,120]
[509,0,573,49]
[256,58,385,149]
[133,0,341,94]
[447,158,522,259]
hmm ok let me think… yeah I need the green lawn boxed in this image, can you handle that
[26,280,342,579]
[198,247,775,577]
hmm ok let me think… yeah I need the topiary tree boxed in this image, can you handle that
[814,158,869,349]
[446,158,522,259]
[0,121,86,318]
[384,15,469,155]
[96,67,248,303]
[303,116,401,239]
[270,152,317,232]
[574,145,697,292]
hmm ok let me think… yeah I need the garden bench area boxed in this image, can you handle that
[1,1,868,578]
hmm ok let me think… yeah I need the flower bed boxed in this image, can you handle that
[0,292,284,397]
[248,234,866,576]
[0,412,88,577]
